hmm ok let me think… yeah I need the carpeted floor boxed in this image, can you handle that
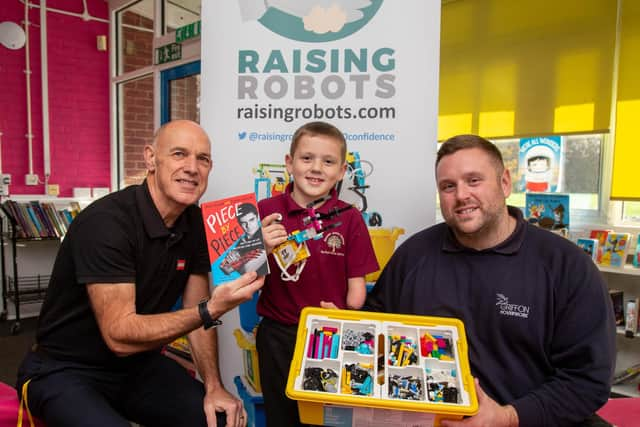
[0,316,37,387]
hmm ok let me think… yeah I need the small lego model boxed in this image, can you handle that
[272,195,353,281]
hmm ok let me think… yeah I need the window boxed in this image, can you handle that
[164,0,200,34]
[623,202,640,223]
[497,134,603,215]
[435,133,605,225]
[115,0,155,76]
[116,74,155,187]
[111,0,203,191]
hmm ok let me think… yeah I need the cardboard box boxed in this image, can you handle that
[286,307,478,426]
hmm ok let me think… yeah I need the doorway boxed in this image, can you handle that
[160,61,201,124]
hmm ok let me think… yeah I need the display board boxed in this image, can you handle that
[200,0,441,401]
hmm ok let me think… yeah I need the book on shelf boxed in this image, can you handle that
[201,192,269,286]
[1,199,79,239]
[625,298,639,338]
[589,229,612,264]
[30,201,56,238]
[524,193,570,235]
[164,336,192,360]
[609,289,624,326]
[517,136,563,193]
[633,234,640,268]
[576,238,598,261]
[601,232,631,267]
[162,336,196,377]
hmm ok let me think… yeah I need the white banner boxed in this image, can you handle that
[200,0,441,407]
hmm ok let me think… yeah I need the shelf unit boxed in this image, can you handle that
[611,383,640,398]
[598,264,640,276]
[0,205,60,334]
[598,260,640,398]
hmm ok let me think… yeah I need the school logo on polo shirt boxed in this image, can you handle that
[321,232,345,256]
[176,259,186,270]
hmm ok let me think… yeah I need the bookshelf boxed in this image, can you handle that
[0,197,88,334]
[596,244,640,398]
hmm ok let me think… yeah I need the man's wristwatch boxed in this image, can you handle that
[198,298,223,330]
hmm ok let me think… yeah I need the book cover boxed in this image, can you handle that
[201,192,269,286]
[524,193,570,232]
[30,201,56,238]
[633,234,640,268]
[589,229,611,264]
[625,298,639,337]
[601,232,631,267]
[24,204,45,238]
[1,201,27,238]
[517,136,563,193]
[609,289,624,327]
[576,238,598,261]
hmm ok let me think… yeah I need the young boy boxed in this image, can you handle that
[257,121,379,426]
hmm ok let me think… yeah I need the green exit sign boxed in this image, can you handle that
[175,20,201,43]
[156,43,182,64]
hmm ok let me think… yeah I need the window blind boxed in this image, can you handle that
[439,0,617,141]
[610,0,640,200]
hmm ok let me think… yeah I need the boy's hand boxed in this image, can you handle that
[261,213,288,253]
[320,301,338,309]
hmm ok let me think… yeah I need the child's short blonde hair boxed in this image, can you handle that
[290,121,347,163]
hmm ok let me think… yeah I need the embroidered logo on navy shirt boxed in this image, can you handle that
[321,232,345,256]
[496,293,530,318]
[176,259,186,270]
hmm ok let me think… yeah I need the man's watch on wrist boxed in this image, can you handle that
[198,298,223,330]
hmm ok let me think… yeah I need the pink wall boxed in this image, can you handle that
[0,0,110,197]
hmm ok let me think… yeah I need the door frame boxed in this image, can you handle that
[160,60,201,124]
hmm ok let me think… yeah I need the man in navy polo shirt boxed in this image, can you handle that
[16,120,263,427]
[366,135,615,427]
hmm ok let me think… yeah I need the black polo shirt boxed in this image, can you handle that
[36,181,210,366]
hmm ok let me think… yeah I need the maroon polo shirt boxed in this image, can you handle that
[257,184,379,325]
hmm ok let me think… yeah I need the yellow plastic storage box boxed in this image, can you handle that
[365,227,404,282]
[286,307,478,426]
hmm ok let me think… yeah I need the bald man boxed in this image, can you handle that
[17,120,262,427]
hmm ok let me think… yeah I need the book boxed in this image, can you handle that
[517,136,563,193]
[625,298,639,338]
[609,289,624,326]
[1,201,27,238]
[589,229,612,264]
[201,192,269,286]
[524,193,570,232]
[633,234,640,268]
[601,232,631,267]
[576,238,598,261]
[30,201,56,238]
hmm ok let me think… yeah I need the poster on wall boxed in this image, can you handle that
[199,0,441,411]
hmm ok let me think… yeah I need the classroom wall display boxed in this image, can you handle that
[199,0,441,402]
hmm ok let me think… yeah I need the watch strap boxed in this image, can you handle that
[198,299,223,330]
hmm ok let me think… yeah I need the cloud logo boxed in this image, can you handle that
[239,0,383,42]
